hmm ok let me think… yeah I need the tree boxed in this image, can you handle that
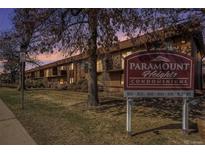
[1,9,49,86]
[133,9,205,90]
[0,31,42,85]
[13,9,205,106]
[27,9,142,106]
[12,9,56,89]
[0,32,20,84]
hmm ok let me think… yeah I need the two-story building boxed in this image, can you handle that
[26,21,205,95]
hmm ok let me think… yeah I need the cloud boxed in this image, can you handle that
[26,51,66,70]
[36,52,65,64]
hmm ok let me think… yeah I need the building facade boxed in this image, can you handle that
[26,22,205,95]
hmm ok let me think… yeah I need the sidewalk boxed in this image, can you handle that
[0,98,36,145]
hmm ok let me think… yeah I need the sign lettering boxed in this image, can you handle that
[124,51,194,97]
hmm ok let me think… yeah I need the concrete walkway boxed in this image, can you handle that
[0,98,36,145]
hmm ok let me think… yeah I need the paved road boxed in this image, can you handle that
[0,98,36,145]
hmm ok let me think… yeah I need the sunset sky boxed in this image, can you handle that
[0,8,125,72]
[0,8,205,73]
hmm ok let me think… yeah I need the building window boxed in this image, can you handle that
[97,59,103,72]
[112,54,121,70]
[121,73,124,85]
[59,78,64,85]
[69,70,74,78]
[69,63,74,70]
[35,71,40,78]
[122,51,132,69]
[69,78,74,84]
[59,65,66,70]
[60,70,67,76]
[84,63,88,73]
[40,70,44,77]
[31,72,35,78]
[45,69,49,77]
[52,67,58,76]
[164,41,173,50]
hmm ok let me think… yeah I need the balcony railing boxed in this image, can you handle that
[105,54,122,71]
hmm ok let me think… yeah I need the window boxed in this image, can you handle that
[59,65,66,70]
[52,67,58,76]
[45,69,49,77]
[97,59,103,72]
[105,57,113,70]
[122,51,132,69]
[84,63,88,73]
[31,72,35,78]
[121,73,124,85]
[59,78,64,85]
[164,41,173,50]
[69,70,74,78]
[35,71,40,78]
[61,70,67,76]
[40,70,44,77]
[69,78,74,84]
[112,54,121,70]
[69,63,74,70]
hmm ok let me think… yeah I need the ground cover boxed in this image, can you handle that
[0,87,204,144]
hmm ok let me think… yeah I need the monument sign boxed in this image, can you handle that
[124,50,194,134]
[124,51,194,97]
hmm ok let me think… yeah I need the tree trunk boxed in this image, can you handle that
[87,9,99,106]
[18,60,26,90]
[196,52,202,90]
[11,71,16,84]
[22,62,25,89]
[191,37,202,90]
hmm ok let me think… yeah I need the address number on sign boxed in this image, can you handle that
[124,90,194,98]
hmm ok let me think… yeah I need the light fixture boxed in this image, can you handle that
[181,40,186,44]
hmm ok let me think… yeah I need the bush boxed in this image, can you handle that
[57,82,68,90]
[67,79,104,92]
[67,79,88,92]
[25,79,46,88]
[25,79,33,88]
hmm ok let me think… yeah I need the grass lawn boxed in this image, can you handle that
[0,87,204,144]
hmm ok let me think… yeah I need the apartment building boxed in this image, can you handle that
[26,22,205,95]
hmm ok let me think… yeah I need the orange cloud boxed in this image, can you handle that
[36,52,65,64]
[26,51,80,70]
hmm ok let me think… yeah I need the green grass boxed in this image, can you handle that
[0,87,204,144]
